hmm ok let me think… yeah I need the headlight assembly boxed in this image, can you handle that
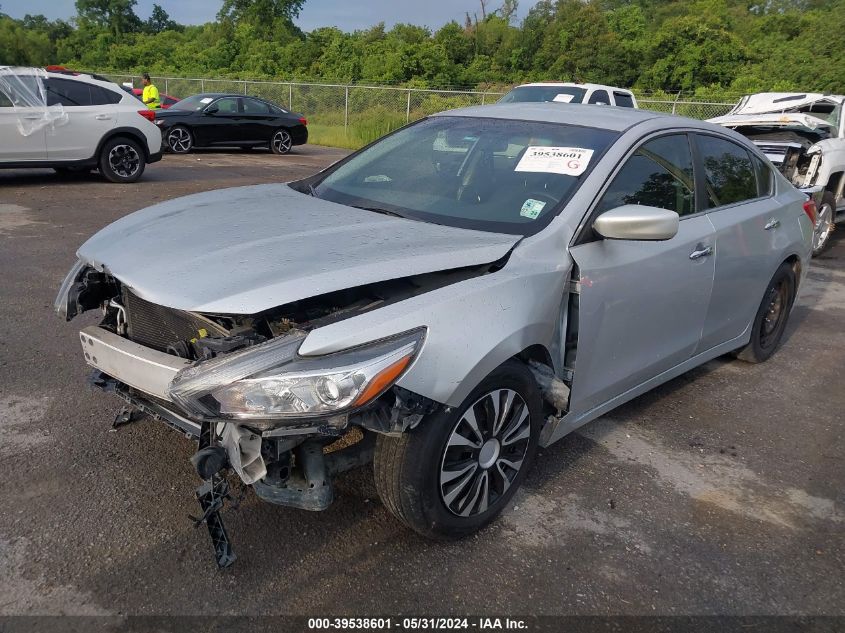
[168,328,425,424]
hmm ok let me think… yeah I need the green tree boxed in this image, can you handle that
[75,0,141,37]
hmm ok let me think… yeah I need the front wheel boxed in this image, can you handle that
[271,128,292,155]
[735,262,796,364]
[167,125,193,154]
[374,360,542,539]
[812,192,836,256]
[98,137,145,183]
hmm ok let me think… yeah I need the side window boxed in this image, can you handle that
[596,134,696,217]
[242,98,269,114]
[213,97,239,114]
[0,92,11,107]
[696,135,758,208]
[91,86,122,105]
[614,92,635,108]
[44,78,93,107]
[752,154,773,197]
[588,90,610,105]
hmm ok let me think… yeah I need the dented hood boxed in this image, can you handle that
[77,184,520,314]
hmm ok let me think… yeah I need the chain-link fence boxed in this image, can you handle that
[105,73,738,148]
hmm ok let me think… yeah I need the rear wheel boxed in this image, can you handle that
[735,262,796,363]
[374,360,542,539]
[98,137,145,184]
[271,128,292,155]
[167,125,193,154]
[812,192,836,256]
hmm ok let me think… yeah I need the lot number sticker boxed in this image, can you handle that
[515,146,594,176]
[553,94,574,103]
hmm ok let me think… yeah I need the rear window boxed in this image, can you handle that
[696,134,759,208]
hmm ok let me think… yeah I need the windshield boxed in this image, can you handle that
[308,116,618,235]
[170,94,216,111]
[498,86,587,104]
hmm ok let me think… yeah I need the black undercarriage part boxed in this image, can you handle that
[190,422,237,569]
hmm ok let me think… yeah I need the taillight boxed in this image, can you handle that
[298,117,307,126]
[137,109,155,122]
[803,199,817,224]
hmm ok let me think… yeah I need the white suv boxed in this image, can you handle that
[0,67,162,183]
[498,82,638,108]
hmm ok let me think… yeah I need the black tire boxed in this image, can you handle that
[98,136,146,184]
[271,128,293,155]
[735,262,796,363]
[374,360,542,540]
[812,191,836,257]
[166,125,193,154]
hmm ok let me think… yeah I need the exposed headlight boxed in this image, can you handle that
[54,258,88,320]
[169,328,425,424]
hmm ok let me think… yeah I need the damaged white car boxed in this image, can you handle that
[710,92,845,255]
[56,104,813,567]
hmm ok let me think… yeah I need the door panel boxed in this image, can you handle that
[569,216,716,414]
[0,77,47,161]
[0,108,48,161]
[44,78,115,160]
[194,97,241,145]
[239,98,276,142]
[693,134,784,351]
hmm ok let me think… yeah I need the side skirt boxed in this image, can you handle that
[539,331,750,448]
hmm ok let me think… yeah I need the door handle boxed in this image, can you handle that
[764,218,781,230]
[689,245,713,260]
[95,114,112,120]
[22,114,41,120]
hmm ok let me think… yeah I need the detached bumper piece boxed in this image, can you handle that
[192,477,236,569]
[190,424,238,569]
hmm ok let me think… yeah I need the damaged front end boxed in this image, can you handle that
[56,261,452,567]
[709,92,844,196]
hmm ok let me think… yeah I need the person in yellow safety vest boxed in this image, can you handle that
[141,73,161,110]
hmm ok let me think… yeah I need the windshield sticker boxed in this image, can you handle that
[515,146,594,176]
[553,94,574,103]
[520,198,546,219]
[200,97,213,104]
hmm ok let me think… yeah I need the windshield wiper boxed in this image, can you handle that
[351,205,406,219]
[307,183,317,197]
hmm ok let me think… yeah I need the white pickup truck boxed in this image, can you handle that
[710,92,845,255]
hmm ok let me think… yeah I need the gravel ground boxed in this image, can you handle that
[0,148,842,621]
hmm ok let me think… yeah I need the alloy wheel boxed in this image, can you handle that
[168,127,192,153]
[812,203,834,254]
[439,389,531,517]
[107,144,140,179]
[272,129,292,154]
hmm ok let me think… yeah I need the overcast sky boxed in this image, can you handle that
[1,0,536,31]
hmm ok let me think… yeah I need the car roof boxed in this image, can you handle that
[434,102,664,132]
[514,82,634,94]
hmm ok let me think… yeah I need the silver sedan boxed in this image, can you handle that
[56,103,814,565]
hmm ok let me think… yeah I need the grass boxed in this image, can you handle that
[307,116,409,150]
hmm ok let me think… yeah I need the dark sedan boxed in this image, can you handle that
[154,93,308,154]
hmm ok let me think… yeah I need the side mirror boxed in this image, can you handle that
[593,204,679,241]
[204,105,219,115]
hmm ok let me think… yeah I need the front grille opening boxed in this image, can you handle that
[123,289,228,353]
